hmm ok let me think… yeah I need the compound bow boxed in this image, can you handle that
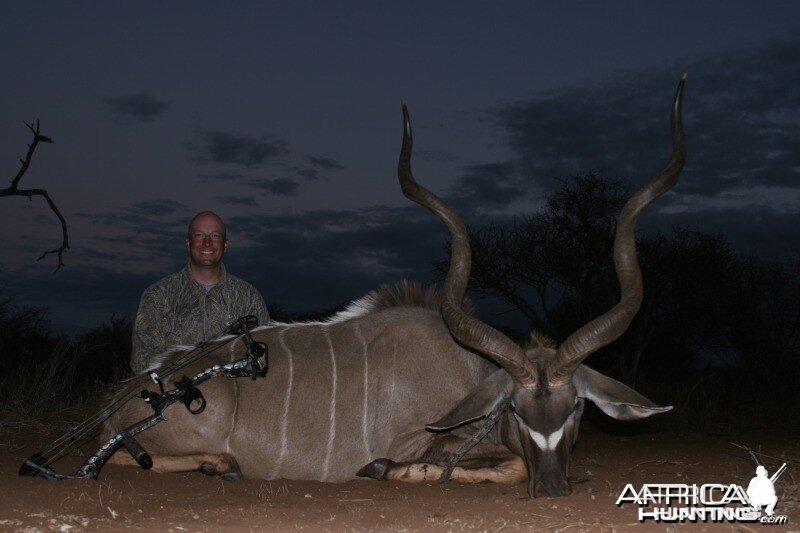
[19,315,268,481]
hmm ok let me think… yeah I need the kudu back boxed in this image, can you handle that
[106,78,685,497]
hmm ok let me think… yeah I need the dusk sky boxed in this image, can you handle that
[1,2,799,335]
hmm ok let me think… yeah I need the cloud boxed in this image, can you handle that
[495,37,800,210]
[447,162,529,212]
[292,156,346,181]
[297,168,318,180]
[98,93,170,122]
[189,130,290,167]
[73,198,190,264]
[74,211,155,228]
[225,204,450,312]
[200,172,245,182]
[308,156,346,171]
[659,186,800,215]
[247,177,299,196]
[131,199,186,216]
[416,149,461,163]
[217,196,259,207]
[651,206,800,262]
[74,197,188,231]
[198,170,299,195]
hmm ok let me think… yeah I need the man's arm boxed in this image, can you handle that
[130,286,167,373]
[251,289,270,327]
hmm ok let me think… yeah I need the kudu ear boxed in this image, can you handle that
[573,365,672,421]
[426,369,513,431]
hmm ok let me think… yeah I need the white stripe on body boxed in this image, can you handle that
[223,333,241,454]
[272,327,293,478]
[224,379,238,454]
[353,322,371,461]
[321,327,338,481]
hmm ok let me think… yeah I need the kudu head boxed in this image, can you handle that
[399,77,686,498]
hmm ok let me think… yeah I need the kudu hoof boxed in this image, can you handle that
[220,471,243,482]
[199,455,242,481]
[356,458,396,480]
[199,464,242,481]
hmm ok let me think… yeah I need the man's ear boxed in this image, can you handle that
[427,369,512,431]
[224,238,229,252]
[185,237,191,252]
[573,365,672,421]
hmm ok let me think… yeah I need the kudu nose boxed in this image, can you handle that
[530,475,572,498]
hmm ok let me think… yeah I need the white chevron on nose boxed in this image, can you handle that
[527,424,564,451]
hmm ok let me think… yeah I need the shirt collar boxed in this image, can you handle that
[183,262,227,289]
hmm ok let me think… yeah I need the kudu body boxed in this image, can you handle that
[105,293,495,482]
[105,78,685,497]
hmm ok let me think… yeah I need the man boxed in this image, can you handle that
[130,211,269,373]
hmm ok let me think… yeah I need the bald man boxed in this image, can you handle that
[130,211,269,373]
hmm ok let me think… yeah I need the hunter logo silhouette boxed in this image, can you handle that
[746,463,786,517]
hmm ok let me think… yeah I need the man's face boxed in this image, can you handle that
[185,214,228,269]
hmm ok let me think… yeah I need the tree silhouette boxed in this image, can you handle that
[436,173,800,388]
[0,121,69,271]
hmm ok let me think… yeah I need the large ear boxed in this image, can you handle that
[573,365,672,421]
[427,369,512,431]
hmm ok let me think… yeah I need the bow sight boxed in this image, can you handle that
[19,315,268,481]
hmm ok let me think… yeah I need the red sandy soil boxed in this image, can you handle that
[1,411,798,532]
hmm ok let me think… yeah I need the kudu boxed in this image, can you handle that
[104,78,685,497]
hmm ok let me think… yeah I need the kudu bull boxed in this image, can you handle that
[102,78,685,497]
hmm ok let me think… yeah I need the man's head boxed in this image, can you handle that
[185,211,228,270]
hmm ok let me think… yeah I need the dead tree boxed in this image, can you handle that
[0,121,69,271]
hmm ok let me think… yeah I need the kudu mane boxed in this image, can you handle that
[353,280,474,317]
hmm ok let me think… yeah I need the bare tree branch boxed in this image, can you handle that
[0,121,69,272]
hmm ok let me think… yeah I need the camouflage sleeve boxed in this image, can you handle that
[251,287,270,327]
[130,285,166,374]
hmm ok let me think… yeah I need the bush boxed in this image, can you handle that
[0,293,133,416]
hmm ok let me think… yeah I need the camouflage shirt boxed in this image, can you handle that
[130,263,269,373]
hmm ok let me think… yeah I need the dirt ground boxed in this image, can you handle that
[1,411,798,532]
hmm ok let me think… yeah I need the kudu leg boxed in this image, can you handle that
[107,449,242,480]
[357,433,526,485]
[358,455,525,484]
